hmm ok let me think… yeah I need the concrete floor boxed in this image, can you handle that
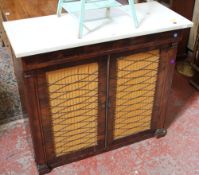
[0,72,199,175]
[0,46,22,124]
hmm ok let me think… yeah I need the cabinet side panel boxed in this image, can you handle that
[155,46,178,129]
[114,50,160,139]
[46,63,98,156]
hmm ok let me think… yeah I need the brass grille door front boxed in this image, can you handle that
[109,50,160,143]
[39,60,107,161]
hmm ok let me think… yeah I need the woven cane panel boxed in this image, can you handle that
[46,63,98,156]
[114,50,159,139]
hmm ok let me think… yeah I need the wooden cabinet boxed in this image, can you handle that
[12,30,180,174]
[1,1,192,174]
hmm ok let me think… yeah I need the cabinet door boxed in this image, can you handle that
[36,58,107,165]
[107,48,176,147]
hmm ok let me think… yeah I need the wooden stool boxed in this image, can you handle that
[57,0,139,38]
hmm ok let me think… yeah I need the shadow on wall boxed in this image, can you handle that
[0,46,22,124]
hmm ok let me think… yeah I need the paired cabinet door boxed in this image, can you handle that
[35,47,175,164]
[37,57,107,163]
[108,49,160,147]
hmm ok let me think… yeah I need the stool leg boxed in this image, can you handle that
[57,0,64,17]
[128,0,139,27]
[106,0,114,18]
[79,0,86,38]
[106,7,110,18]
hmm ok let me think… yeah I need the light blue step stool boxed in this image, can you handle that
[57,0,139,38]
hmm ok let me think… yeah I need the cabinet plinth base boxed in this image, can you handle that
[37,164,51,175]
[155,128,167,138]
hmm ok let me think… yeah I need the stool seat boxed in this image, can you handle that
[61,0,122,13]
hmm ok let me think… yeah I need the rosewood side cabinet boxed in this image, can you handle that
[1,2,193,175]
[11,32,181,174]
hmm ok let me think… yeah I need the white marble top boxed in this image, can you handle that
[3,1,193,58]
